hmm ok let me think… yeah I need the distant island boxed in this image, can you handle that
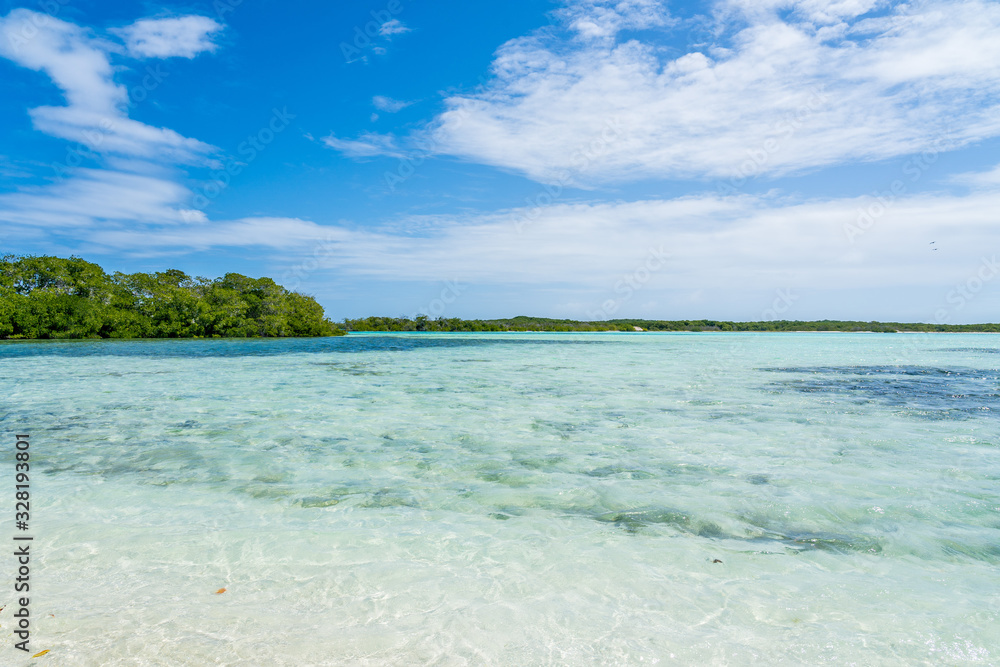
[344,315,1000,333]
[1,255,344,339]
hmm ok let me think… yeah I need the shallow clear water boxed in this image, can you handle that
[1,333,998,665]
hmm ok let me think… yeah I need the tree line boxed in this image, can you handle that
[343,315,1000,333]
[6,256,996,339]
[1,255,344,339]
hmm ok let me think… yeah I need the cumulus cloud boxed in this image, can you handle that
[112,15,223,59]
[423,0,1000,185]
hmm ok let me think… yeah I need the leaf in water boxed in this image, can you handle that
[32,649,50,657]
[215,588,227,595]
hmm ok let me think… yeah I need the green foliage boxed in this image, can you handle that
[0,255,344,339]
[343,315,1000,333]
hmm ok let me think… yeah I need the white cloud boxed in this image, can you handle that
[29,106,215,164]
[293,189,1000,294]
[720,0,881,24]
[67,162,1000,307]
[556,0,672,41]
[0,10,123,114]
[0,10,222,243]
[112,16,222,59]
[373,95,412,113]
[424,0,1000,185]
[0,155,33,179]
[379,19,410,36]
[322,132,405,158]
[951,162,1000,190]
[0,169,202,228]
[89,217,338,252]
[5,149,992,322]
[0,10,217,163]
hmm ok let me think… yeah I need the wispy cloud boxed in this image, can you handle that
[89,217,336,252]
[951,162,1000,190]
[111,15,223,59]
[379,19,410,36]
[372,95,413,113]
[321,132,405,158]
[0,10,221,237]
[67,162,1000,299]
[0,154,36,179]
[0,169,204,228]
[296,188,1000,292]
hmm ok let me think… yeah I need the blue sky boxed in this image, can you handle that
[2,0,1000,323]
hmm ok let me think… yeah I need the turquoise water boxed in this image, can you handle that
[1,333,998,665]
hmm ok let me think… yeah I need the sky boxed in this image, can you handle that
[1,0,1000,323]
